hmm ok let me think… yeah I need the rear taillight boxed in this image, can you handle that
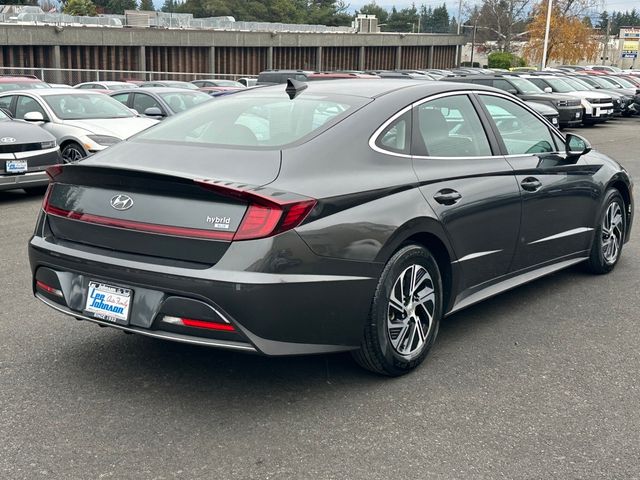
[162,315,236,332]
[195,179,317,241]
[35,280,63,297]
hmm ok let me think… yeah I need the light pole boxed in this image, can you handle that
[541,0,553,69]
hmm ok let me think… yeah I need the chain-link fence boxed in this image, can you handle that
[0,67,256,86]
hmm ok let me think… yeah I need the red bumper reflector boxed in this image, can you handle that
[181,318,236,331]
[36,280,63,297]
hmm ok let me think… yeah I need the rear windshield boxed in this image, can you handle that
[136,92,366,148]
[0,81,50,91]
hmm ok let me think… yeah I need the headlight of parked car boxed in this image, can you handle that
[87,135,121,146]
[40,140,57,149]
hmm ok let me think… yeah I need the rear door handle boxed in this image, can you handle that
[521,177,542,192]
[433,189,462,205]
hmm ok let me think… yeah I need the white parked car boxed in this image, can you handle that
[0,89,158,162]
[74,81,137,91]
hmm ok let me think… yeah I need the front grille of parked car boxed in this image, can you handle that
[556,99,581,107]
[590,98,611,104]
[0,142,43,154]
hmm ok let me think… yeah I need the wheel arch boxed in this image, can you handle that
[606,176,633,242]
[375,218,458,313]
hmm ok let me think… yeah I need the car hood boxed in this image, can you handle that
[526,101,558,115]
[560,91,612,100]
[0,119,56,143]
[61,117,158,139]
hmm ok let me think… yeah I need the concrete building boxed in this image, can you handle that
[0,24,463,82]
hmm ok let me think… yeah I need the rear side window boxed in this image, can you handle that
[480,95,557,155]
[375,110,411,154]
[136,93,366,148]
[413,95,492,157]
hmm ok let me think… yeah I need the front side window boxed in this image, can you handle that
[136,93,365,148]
[480,95,556,155]
[15,95,46,119]
[158,92,210,113]
[414,95,492,157]
[111,93,130,105]
[132,93,162,114]
[507,78,543,94]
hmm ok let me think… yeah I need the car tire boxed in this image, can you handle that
[352,244,442,376]
[23,186,48,195]
[61,142,86,163]
[586,188,626,274]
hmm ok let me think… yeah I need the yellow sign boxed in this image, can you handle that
[623,40,639,52]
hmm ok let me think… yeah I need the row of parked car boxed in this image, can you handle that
[0,66,638,194]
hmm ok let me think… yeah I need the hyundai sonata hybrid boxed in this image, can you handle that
[29,80,634,376]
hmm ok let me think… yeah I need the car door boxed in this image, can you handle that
[476,92,600,271]
[411,92,522,291]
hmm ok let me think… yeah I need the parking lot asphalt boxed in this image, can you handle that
[1,118,639,480]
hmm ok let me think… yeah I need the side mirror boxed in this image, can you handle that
[23,111,45,123]
[565,133,592,157]
[544,86,552,93]
[143,107,165,118]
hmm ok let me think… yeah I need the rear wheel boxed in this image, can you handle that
[61,142,86,163]
[352,245,442,376]
[586,188,626,274]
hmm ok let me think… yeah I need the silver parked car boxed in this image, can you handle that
[0,89,158,162]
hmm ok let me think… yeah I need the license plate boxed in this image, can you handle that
[6,160,27,173]
[85,281,132,323]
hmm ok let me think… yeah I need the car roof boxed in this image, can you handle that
[0,76,44,83]
[0,88,106,96]
[112,87,203,94]
[250,78,502,99]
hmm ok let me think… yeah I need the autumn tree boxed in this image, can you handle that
[524,0,599,65]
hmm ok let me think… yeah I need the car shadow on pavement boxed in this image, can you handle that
[0,189,45,204]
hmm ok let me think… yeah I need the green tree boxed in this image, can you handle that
[386,5,419,32]
[64,0,98,15]
[139,0,155,11]
[106,0,136,14]
[357,1,388,25]
[487,51,525,68]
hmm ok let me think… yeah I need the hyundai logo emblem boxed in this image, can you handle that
[110,194,134,211]
[0,137,16,143]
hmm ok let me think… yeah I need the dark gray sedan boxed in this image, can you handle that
[30,80,634,376]
[0,108,59,193]
[110,87,211,119]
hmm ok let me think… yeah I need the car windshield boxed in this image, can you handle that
[607,77,634,88]
[591,77,618,88]
[544,78,575,93]
[166,82,199,90]
[109,84,133,90]
[211,80,244,87]
[136,92,366,148]
[158,91,211,113]
[0,81,50,91]
[44,93,135,120]
[509,78,543,94]
[562,77,592,91]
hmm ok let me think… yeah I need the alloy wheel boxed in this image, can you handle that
[602,201,623,264]
[62,144,85,162]
[387,264,436,359]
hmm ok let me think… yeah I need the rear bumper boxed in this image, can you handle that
[0,170,48,191]
[29,234,378,356]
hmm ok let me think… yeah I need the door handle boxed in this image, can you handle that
[521,177,542,192]
[433,189,462,205]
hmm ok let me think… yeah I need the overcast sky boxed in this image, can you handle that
[348,0,639,15]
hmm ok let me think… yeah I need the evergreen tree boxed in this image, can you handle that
[139,0,154,11]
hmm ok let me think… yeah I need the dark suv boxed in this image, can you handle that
[446,75,583,128]
[256,70,314,85]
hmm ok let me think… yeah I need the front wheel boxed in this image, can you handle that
[586,188,626,274]
[352,245,443,376]
[61,142,86,163]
